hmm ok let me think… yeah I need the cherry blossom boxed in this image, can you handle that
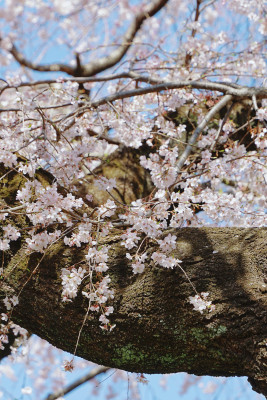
[189,292,215,314]
[0,1,266,395]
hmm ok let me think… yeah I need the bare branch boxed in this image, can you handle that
[2,72,267,99]
[0,205,26,213]
[199,0,217,14]
[6,40,75,75]
[210,101,235,151]
[88,80,267,108]
[4,0,169,77]
[45,366,110,400]
[0,73,133,98]
[80,0,169,76]
[0,73,131,93]
[0,107,21,113]
[175,94,233,172]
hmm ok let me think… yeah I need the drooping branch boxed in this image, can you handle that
[4,0,169,77]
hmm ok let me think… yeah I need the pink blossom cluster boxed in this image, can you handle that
[188,292,215,314]
[0,224,20,251]
[61,267,87,301]
[140,144,178,189]
[0,309,28,352]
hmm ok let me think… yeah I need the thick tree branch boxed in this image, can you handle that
[46,366,110,400]
[0,162,266,397]
[1,226,266,396]
[4,0,169,77]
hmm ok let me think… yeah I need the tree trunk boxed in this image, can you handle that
[0,162,266,398]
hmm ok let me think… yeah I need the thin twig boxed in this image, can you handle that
[210,101,235,151]
[175,94,233,172]
[45,366,110,400]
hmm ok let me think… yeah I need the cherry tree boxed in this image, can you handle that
[0,0,266,398]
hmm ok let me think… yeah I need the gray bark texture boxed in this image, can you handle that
[0,160,266,398]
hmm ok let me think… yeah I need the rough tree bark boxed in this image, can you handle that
[0,154,266,398]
